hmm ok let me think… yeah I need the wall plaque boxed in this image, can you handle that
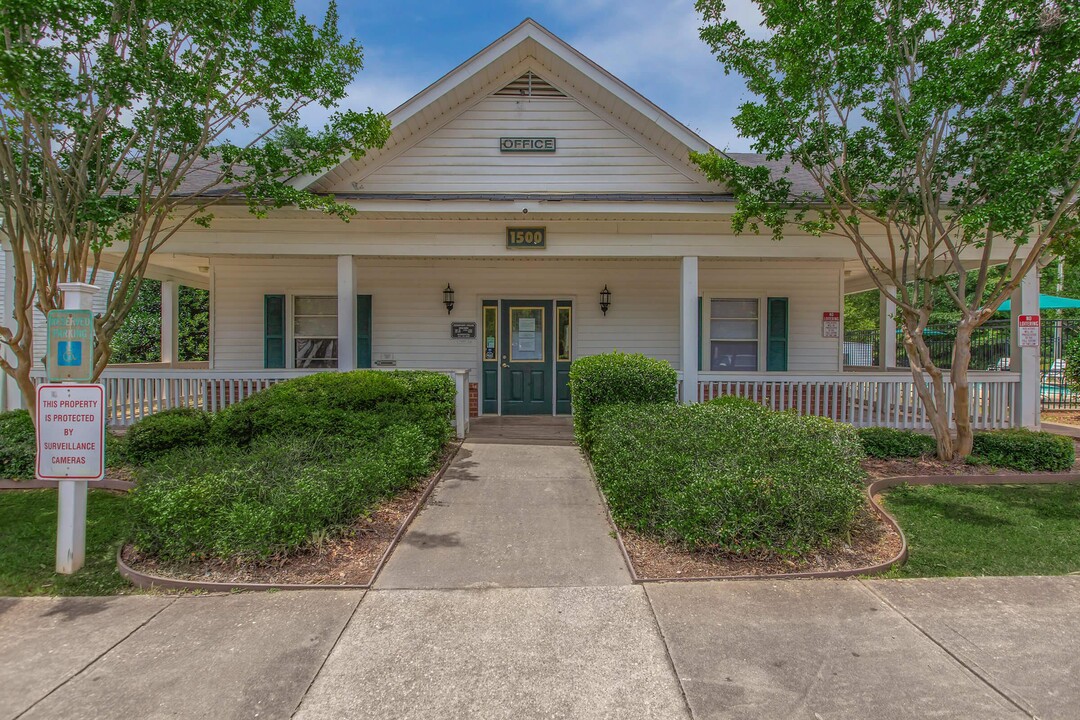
[499,137,556,153]
[506,227,546,249]
[451,322,477,339]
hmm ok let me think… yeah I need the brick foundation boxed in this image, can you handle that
[468,382,479,417]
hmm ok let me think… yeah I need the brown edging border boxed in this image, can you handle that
[598,465,1080,584]
[0,478,134,492]
[117,441,463,593]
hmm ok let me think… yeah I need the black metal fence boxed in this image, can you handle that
[844,319,1080,409]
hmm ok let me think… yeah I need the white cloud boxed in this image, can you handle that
[528,0,768,150]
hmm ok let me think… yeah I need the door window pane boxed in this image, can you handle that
[510,307,544,362]
[294,295,337,369]
[483,305,498,361]
[710,298,758,371]
[557,306,572,361]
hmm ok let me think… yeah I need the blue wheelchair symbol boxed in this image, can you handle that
[58,341,82,367]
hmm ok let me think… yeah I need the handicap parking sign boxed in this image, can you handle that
[58,341,82,367]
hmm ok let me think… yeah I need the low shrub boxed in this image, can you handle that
[131,425,440,561]
[124,408,211,464]
[209,370,454,448]
[969,429,1075,472]
[856,427,937,459]
[590,399,866,556]
[568,351,677,450]
[0,410,35,479]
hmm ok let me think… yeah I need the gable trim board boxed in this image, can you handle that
[300,19,716,194]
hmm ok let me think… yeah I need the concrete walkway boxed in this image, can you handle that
[4,433,1079,719]
[374,436,630,589]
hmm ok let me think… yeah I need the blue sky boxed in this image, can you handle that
[294,0,766,151]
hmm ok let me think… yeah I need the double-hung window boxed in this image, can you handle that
[293,296,338,368]
[709,298,759,371]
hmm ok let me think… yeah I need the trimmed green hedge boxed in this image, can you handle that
[856,427,937,459]
[124,408,211,464]
[568,351,677,450]
[0,410,35,479]
[209,370,455,448]
[131,370,454,561]
[970,429,1075,472]
[132,428,438,561]
[590,398,866,556]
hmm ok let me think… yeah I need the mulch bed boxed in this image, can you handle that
[121,482,428,587]
[621,502,901,581]
[1042,411,1080,427]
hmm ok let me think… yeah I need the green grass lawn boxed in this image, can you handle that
[883,483,1080,578]
[0,489,134,596]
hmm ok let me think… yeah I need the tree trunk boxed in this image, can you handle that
[951,321,975,458]
[902,319,955,460]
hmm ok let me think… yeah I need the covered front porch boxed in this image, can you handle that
[15,249,1040,438]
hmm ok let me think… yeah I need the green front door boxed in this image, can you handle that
[500,300,553,415]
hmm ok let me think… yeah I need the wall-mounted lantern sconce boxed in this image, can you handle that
[599,285,612,316]
[443,284,455,314]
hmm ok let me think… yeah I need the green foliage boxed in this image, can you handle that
[0,0,391,383]
[589,400,866,556]
[568,352,678,450]
[131,428,439,562]
[856,427,938,459]
[130,371,454,561]
[124,408,212,464]
[1065,333,1080,390]
[209,370,455,448]
[110,280,210,364]
[0,489,133,596]
[0,410,36,479]
[844,290,880,332]
[968,429,1075,472]
[884,483,1080,578]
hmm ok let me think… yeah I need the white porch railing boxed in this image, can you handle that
[29,367,471,439]
[689,372,1020,430]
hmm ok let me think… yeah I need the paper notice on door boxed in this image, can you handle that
[518,333,535,351]
[519,318,536,332]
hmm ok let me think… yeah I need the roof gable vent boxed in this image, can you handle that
[494,71,566,98]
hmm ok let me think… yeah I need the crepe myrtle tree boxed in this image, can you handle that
[0,0,390,417]
[692,0,1080,459]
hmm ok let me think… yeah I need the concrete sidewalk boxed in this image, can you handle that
[373,439,630,589]
[3,577,1078,719]
[4,437,1078,719]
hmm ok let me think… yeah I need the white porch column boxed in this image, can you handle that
[337,255,356,371]
[1010,265,1040,429]
[160,280,179,366]
[879,285,897,369]
[1,245,21,410]
[680,256,699,404]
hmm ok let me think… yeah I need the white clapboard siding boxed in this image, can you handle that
[210,257,844,378]
[330,96,708,194]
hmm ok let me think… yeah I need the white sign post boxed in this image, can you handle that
[36,282,101,574]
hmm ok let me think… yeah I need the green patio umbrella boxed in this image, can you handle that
[996,294,1080,312]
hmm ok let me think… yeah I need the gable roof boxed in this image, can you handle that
[299,19,721,194]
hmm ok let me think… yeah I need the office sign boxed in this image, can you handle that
[507,227,547,249]
[499,137,556,153]
[451,322,477,339]
[36,384,106,481]
[46,309,95,382]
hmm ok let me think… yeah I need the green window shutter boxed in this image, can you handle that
[264,294,286,369]
[697,296,703,372]
[356,295,372,369]
[766,297,789,372]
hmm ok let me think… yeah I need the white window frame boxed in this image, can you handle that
[704,295,766,372]
[290,294,339,370]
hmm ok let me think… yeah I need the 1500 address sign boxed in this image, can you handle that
[506,227,546,249]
